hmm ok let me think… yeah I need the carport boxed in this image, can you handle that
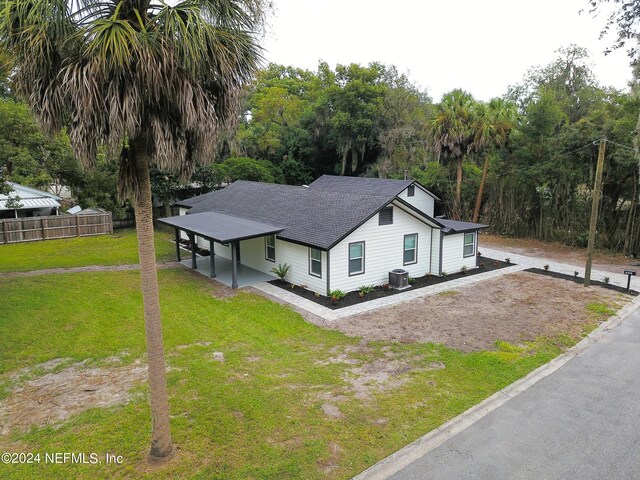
[159,212,284,288]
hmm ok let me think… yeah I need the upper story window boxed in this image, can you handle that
[407,185,415,197]
[265,234,276,262]
[463,232,476,257]
[379,206,393,225]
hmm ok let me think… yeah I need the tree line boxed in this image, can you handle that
[2,44,640,253]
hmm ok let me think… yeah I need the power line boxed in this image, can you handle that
[497,140,599,177]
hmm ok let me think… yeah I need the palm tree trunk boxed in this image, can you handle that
[472,154,490,223]
[131,139,175,462]
[455,157,463,220]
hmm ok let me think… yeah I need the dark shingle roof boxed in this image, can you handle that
[183,181,396,250]
[308,175,413,197]
[309,175,439,200]
[439,218,488,234]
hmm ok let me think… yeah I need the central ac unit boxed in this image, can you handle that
[389,269,410,290]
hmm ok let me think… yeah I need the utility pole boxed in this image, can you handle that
[584,138,606,287]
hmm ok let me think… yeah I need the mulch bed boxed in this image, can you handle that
[525,268,639,296]
[270,256,512,309]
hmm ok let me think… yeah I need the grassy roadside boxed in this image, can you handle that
[0,228,176,272]
[0,268,620,480]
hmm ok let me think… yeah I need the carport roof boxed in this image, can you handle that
[159,211,284,243]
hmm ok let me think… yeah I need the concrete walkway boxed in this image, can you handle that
[354,290,640,480]
[253,246,639,321]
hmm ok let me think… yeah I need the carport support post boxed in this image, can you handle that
[209,239,216,278]
[188,233,197,269]
[175,229,181,262]
[231,241,239,289]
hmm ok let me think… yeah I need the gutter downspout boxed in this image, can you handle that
[439,230,444,276]
[326,249,331,294]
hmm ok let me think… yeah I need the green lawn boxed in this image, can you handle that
[0,267,598,480]
[0,228,176,272]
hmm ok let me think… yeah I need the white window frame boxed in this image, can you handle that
[403,233,418,265]
[463,232,476,257]
[265,234,276,262]
[348,241,365,276]
[309,248,322,278]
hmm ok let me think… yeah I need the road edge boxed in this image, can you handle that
[352,294,640,480]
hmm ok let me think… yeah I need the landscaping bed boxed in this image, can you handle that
[269,255,512,309]
[525,267,639,296]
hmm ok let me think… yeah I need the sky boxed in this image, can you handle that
[261,0,633,101]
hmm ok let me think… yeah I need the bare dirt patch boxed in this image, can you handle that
[0,359,147,435]
[481,233,632,274]
[327,272,627,352]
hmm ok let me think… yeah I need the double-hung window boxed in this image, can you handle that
[309,248,322,277]
[463,232,475,257]
[265,234,276,262]
[403,234,418,265]
[348,242,365,276]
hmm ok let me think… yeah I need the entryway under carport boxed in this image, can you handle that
[179,255,276,288]
[159,211,284,289]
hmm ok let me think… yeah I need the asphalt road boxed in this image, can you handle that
[390,309,640,480]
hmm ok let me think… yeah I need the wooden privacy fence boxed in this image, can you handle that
[0,212,113,244]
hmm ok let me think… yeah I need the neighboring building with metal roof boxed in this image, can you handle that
[0,182,61,219]
[166,176,487,293]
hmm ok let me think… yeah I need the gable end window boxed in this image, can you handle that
[463,232,476,257]
[309,248,322,278]
[407,185,415,197]
[379,207,393,225]
[403,233,418,265]
[348,242,365,276]
[265,234,276,262]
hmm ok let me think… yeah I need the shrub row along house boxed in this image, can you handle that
[161,176,487,295]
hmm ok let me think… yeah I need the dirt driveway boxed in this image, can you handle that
[480,234,634,274]
[324,272,628,352]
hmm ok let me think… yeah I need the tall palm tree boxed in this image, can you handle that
[428,89,475,219]
[470,98,517,223]
[1,0,264,462]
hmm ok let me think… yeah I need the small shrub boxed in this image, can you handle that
[459,265,467,274]
[505,258,511,264]
[543,264,549,271]
[314,292,321,298]
[358,285,375,295]
[270,263,291,281]
[477,251,482,257]
[574,271,579,278]
[441,271,448,277]
[479,262,485,268]
[492,260,499,268]
[329,289,346,302]
[381,283,390,290]
[289,283,296,289]
[408,276,415,285]
[604,276,610,284]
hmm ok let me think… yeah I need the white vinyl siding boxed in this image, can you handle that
[397,185,435,217]
[238,237,327,293]
[431,229,441,274]
[329,207,434,293]
[441,233,477,274]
